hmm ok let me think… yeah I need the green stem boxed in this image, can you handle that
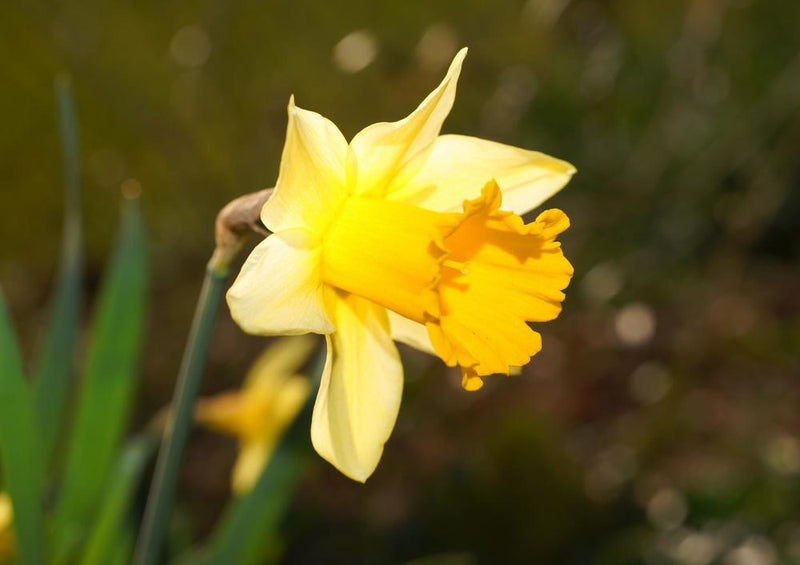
[133,262,229,565]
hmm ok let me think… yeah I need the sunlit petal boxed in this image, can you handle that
[391,134,576,214]
[348,48,468,197]
[227,231,334,335]
[311,293,403,482]
[261,97,350,234]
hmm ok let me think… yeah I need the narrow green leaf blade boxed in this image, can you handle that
[0,293,46,565]
[52,196,148,560]
[80,434,156,565]
[174,430,309,565]
[206,434,309,565]
[33,75,84,465]
[183,351,325,565]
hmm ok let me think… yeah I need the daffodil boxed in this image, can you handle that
[195,336,314,494]
[0,492,13,561]
[227,48,575,481]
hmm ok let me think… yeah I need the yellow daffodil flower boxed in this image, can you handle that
[195,336,314,494]
[0,492,13,561]
[227,48,574,481]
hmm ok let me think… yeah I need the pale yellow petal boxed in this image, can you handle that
[387,311,436,356]
[310,294,403,482]
[227,231,334,336]
[391,134,576,214]
[261,97,349,234]
[231,441,270,494]
[243,335,318,392]
[348,48,467,197]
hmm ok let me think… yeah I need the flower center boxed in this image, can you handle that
[322,181,573,390]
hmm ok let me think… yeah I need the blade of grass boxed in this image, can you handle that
[80,433,157,565]
[52,195,147,562]
[0,293,46,565]
[33,75,84,466]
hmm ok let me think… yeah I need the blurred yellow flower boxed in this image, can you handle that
[227,48,574,481]
[195,336,314,494]
[0,493,13,561]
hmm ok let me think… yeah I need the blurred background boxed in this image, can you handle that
[1,0,799,563]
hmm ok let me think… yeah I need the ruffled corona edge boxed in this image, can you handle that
[421,180,574,390]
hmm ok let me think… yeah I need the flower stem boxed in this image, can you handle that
[133,261,229,565]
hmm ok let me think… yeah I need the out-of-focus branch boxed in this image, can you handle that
[209,188,274,274]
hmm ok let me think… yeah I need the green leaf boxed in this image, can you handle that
[0,293,46,565]
[174,438,308,565]
[202,434,309,565]
[52,196,148,562]
[109,530,135,565]
[80,434,156,565]
[33,75,84,466]
[180,350,326,565]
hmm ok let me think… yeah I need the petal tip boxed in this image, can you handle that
[462,371,484,391]
[448,47,468,74]
[310,429,379,483]
[349,468,372,483]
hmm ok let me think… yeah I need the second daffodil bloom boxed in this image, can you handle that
[228,48,575,482]
[0,492,13,562]
[195,336,314,494]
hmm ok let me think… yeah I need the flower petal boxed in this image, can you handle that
[231,441,270,494]
[227,231,334,335]
[311,293,403,482]
[348,48,467,197]
[391,134,576,215]
[261,97,349,234]
[387,311,436,356]
[425,181,574,389]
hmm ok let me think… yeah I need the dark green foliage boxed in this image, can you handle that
[0,295,46,565]
[52,196,147,562]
